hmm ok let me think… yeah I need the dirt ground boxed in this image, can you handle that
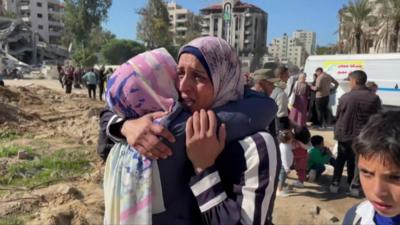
[0,79,362,225]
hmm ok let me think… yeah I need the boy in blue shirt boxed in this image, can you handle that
[343,111,400,225]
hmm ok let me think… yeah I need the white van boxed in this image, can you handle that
[304,53,400,114]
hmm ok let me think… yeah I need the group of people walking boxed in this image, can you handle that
[57,64,113,100]
[95,36,400,225]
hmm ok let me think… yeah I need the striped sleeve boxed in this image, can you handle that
[105,114,125,143]
[189,166,228,213]
[189,132,280,225]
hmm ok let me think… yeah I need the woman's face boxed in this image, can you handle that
[177,53,214,112]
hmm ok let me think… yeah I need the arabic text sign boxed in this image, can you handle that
[322,61,365,79]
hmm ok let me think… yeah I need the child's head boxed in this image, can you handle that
[353,111,400,217]
[293,126,311,145]
[311,135,324,148]
[106,48,179,119]
[278,130,292,143]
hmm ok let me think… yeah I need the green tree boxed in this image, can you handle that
[72,48,98,67]
[137,0,173,49]
[316,45,331,55]
[376,0,400,52]
[341,0,374,53]
[89,26,116,49]
[101,39,146,64]
[63,0,112,65]
[0,11,17,19]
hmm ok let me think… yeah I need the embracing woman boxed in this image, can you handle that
[101,36,280,225]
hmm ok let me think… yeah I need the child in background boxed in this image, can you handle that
[342,111,400,225]
[307,135,335,182]
[277,130,293,197]
[292,126,311,188]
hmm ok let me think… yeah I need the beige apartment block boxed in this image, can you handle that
[293,29,316,55]
[200,0,267,58]
[268,33,308,67]
[167,1,189,46]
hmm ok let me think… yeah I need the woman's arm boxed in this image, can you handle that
[98,107,175,159]
[188,132,280,225]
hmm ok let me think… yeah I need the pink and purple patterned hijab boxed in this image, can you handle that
[106,48,179,119]
[179,36,245,108]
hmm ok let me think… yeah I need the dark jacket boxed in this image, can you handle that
[334,86,381,142]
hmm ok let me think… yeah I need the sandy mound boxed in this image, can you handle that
[0,85,104,144]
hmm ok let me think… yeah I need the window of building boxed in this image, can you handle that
[38,25,43,29]
[214,18,218,26]
[37,2,42,7]
[177,14,186,20]
[37,13,43,18]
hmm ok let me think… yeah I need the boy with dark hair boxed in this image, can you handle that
[343,111,400,225]
[307,135,335,182]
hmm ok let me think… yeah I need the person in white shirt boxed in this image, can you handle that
[277,130,293,197]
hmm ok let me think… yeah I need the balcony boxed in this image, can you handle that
[48,14,62,24]
[48,20,63,27]
[176,26,187,31]
[49,30,62,36]
[19,0,30,6]
[48,8,62,15]
[20,5,30,11]
[245,21,252,27]
[48,0,62,6]
[202,22,210,27]
[21,17,30,22]
[201,30,210,36]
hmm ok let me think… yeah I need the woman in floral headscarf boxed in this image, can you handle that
[103,36,280,225]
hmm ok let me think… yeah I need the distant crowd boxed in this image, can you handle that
[57,64,114,100]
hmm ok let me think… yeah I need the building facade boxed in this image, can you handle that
[200,0,268,61]
[268,33,308,67]
[167,1,189,46]
[293,30,316,55]
[1,0,64,45]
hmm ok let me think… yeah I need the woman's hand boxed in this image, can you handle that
[185,109,226,174]
[121,111,175,159]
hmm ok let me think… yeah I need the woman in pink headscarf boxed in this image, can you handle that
[102,36,280,225]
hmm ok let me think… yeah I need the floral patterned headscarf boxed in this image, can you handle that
[106,48,178,119]
[179,36,245,108]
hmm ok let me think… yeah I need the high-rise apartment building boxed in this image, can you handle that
[1,0,64,45]
[167,1,189,46]
[293,30,316,55]
[200,0,267,58]
[268,33,308,67]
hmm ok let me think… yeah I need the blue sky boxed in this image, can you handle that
[103,0,349,46]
